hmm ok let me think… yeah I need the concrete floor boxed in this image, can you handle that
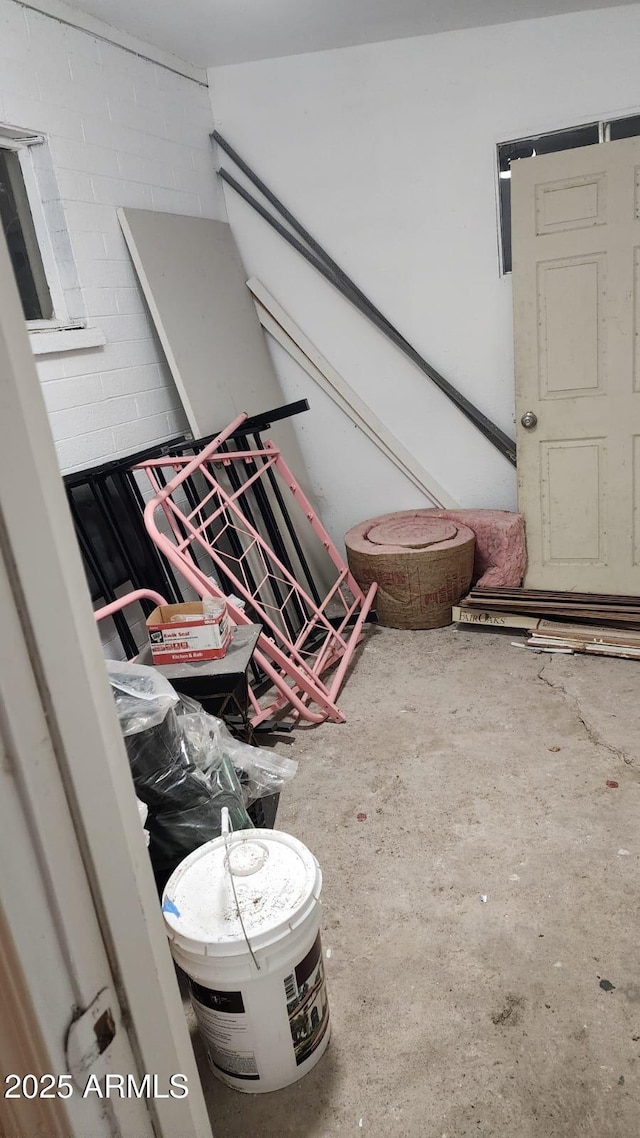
[191,624,640,1138]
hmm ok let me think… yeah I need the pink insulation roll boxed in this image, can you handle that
[345,512,476,629]
[426,509,526,588]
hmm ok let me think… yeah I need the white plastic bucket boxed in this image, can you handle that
[162,827,331,1093]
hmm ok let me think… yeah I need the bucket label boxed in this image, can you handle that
[284,932,330,1067]
[189,981,259,1081]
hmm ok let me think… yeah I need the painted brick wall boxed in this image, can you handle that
[0,0,223,472]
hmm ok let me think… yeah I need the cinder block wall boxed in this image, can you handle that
[0,0,223,471]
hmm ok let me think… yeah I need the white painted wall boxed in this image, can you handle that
[0,0,222,472]
[210,3,640,542]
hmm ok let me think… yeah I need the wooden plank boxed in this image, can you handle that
[465,601,640,615]
[466,600,637,619]
[537,620,640,646]
[248,277,458,509]
[528,637,640,660]
[471,586,640,605]
[584,643,640,659]
[453,606,540,629]
[460,595,640,618]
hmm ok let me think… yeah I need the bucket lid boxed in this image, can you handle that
[162,828,322,957]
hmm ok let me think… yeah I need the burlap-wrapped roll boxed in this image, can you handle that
[345,511,475,629]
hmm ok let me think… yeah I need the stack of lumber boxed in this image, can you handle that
[456,587,640,630]
[526,621,640,658]
[454,587,640,658]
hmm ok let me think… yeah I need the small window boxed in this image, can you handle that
[0,146,53,320]
[607,114,640,141]
[497,123,599,273]
[498,114,640,273]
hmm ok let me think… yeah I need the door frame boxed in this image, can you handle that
[0,227,212,1138]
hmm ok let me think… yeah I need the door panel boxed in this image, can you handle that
[538,254,605,396]
[541,439,606,563]
[512,136,640,591]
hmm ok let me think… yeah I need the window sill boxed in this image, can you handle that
[29,324,106,356]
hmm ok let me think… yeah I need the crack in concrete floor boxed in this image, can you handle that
[537,663,633,766]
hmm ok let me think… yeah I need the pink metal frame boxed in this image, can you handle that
[135,414,377,726]
[94,588,167,626]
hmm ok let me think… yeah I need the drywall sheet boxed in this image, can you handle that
[118,208,286,434]
[118,208,330,584]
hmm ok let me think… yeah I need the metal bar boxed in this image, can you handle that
[68,494,117,607]
[111,469,173,602]
[212,442,268,618]
[151,464,202,574]
[135,447,277,469]
[238,399,309,434]
[62,434,189,487]
[143,441,323,610]
[251,429,323,606]
[94,589,167,623]
[234,433,304,635]
[267,443,367,597]
[158,482,331,684]
[91,478,145,595]
[215,157,516,466]
[326,584,378,701]
[68,495,139,659]
[139,416,376,725]
[144,413,249,497]
[250,279,457,508]
[124,469,185,603]
[66,488,114,602]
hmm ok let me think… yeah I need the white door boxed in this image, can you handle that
[0,226,213,1138]
[512,136,640,592]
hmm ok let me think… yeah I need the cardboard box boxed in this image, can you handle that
[146,601,232,664]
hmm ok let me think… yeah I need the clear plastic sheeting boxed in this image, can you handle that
[107,660,251,882]
[106,661,297,885]
[106,659,178,735]
[176,695,298,805]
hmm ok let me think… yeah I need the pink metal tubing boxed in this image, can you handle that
[138,446,340,650]
[325,583,377,702]
[94,589,167,623]
[291,570,351,658]
[194,455,351,643]
[137,420,373,725]
[133,446,277,472]
[143,521,347,722]
[152,482,338,687]
[172,453,280,550]
[142,466,192,551]
[250,645,338,725]
[137,412,249,497]
[293,582,377,714]
[269,445,367,598]
[141,445,358,659]
[242,657,341,728]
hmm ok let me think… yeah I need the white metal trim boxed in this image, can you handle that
[248,277,458,509]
